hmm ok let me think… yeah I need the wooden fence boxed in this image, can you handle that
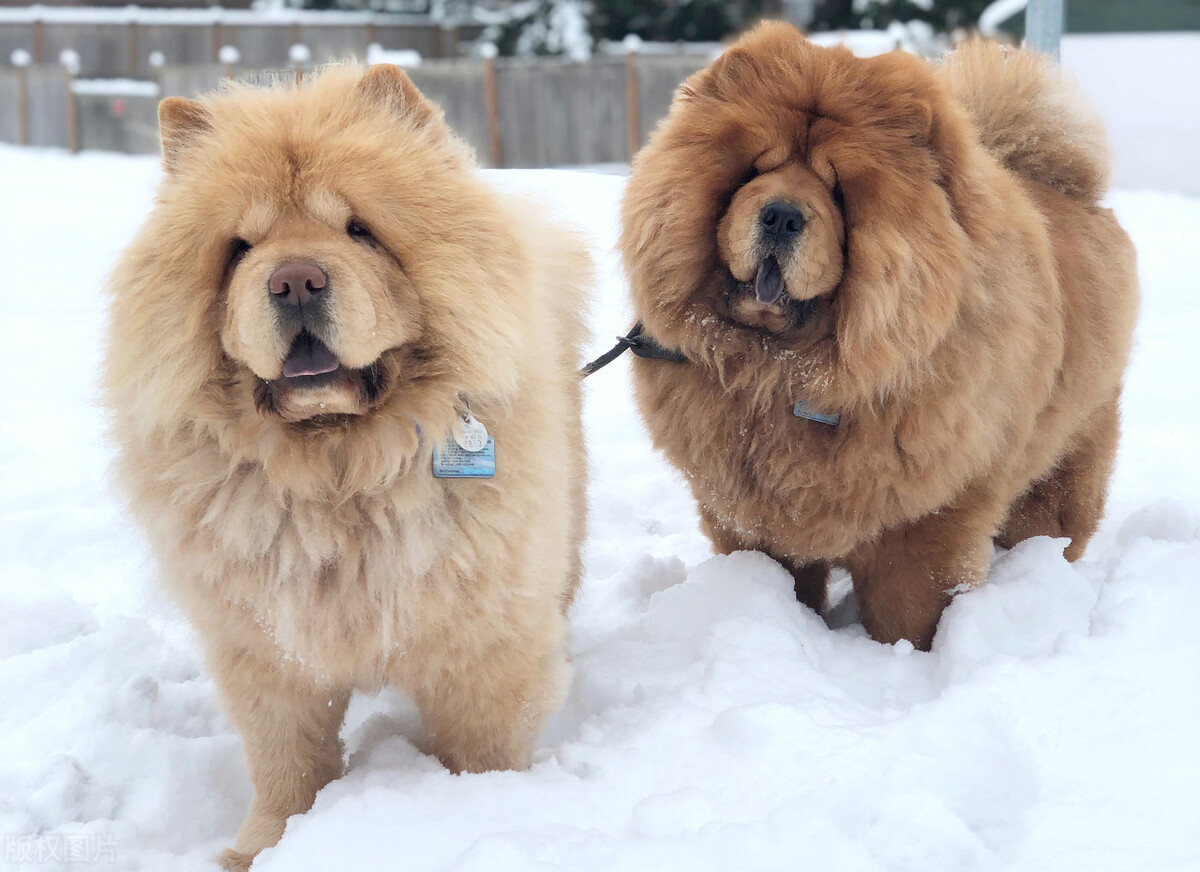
[0,52,714,167]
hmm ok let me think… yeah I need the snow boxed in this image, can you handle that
[978,0,1027,36]
[807,25,946,58]
[524,0,593,62]
[808,29,906,56]
[216,47,241,68]
[1062,35,1200,196]
[286,44,311,66]
[596,38,724,57]
[476,0,594,62]
[57,49,79,76]
[0,7,450,26]
[70,79,160,98]
[365,44,422,69]
[1,145,1199,872]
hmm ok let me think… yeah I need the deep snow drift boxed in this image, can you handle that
[1,145,1198,872]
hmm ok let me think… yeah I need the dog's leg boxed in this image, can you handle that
[697,503,744,555]
[410,614,569,775]
[209,634,349,871]
[847,487,1003,650]
[784,559,830,613]
[997,395,1120,561]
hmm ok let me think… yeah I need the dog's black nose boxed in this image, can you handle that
[269,262,327,308]
[759,202,806,239]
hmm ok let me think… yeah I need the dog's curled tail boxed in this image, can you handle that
[942,40,1109,202]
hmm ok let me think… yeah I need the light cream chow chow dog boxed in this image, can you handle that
[103,65,591,868]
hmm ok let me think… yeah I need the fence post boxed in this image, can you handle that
[1026,0,1064,59]
[440,23,460,59]
[624,34,641,162]
[32,18,44,64]
[480,43,503,169]
[218,45,240,81]
[289,43,310,85]
[128,18,140,78]
[148,50,165,97]
[61,49,81,154]
[11,49,31,146]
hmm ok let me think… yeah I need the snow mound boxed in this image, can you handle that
[1,148,1198,871]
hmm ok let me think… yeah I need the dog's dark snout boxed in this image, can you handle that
[269,262,327,308]
[760,202,806,238]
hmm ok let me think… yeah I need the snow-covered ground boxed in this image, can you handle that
[1,145,1199,872]
[1062,34,1200,196]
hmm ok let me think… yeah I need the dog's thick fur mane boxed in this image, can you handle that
[104,66,551,499]
[622,25,1110,418]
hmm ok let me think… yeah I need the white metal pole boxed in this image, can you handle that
[1026,0,1064,59]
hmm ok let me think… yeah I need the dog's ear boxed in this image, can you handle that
[158,97,211,173]
[673,80,699,103]
[683,21,809,103]
[357,64,440,129]
[831,139,968,398]
[675,46,763,106]
[820,50,987,397]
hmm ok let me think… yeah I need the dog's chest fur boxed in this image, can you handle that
[156,451,479,684]
[632,358,1015,560]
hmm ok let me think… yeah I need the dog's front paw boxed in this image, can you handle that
[218,848,255,871]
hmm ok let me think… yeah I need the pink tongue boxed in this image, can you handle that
[282,332,339,378]
[755,257,785,304]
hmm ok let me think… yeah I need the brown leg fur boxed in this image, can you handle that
[847,487,1003,650]
[210,641,350,871]
[698,504,743,557]
[786,561,831,614]
[700,505,829,613]
[997,396,1120,561]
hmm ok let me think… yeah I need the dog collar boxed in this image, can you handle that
[792,400,840,427]
[583,321,839,427]
[580,321,687,376]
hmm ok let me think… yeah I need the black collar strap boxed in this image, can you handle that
[581,321,687,376]
[582,321,840,428]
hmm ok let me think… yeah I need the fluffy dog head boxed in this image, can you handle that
[105,66,530,490]
[621,22,989,406]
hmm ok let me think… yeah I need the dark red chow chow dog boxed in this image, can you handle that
[620,23,1138,649]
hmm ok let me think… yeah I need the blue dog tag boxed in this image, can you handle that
[433,437,496,479]
[793,400,840,427]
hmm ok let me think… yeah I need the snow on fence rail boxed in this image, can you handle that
[0,7,436,25]
[0,8,480,79]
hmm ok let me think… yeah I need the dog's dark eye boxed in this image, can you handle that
[221,238,252,288]
[229,238,252,268]
[347,219,374,242]
[740,166,760,187]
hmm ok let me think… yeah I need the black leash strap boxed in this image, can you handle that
[581,321,687,377]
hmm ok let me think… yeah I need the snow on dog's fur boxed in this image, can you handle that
[103,65,591,869]
[620,24,1139,649]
